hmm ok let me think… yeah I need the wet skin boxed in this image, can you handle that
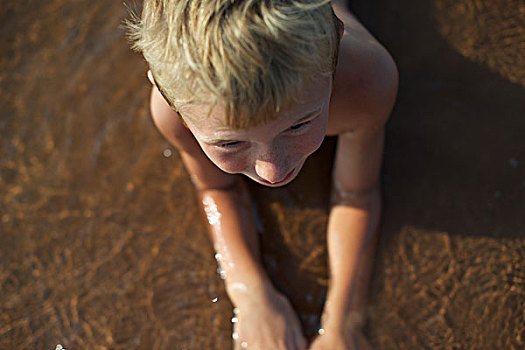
[148,3,398,349]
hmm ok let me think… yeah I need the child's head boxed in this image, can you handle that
[180,74,332,186]
[128,0,340,129]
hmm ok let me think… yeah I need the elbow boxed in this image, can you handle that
[376,46,399,116]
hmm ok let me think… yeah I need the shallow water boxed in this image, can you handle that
[1,0,524,349]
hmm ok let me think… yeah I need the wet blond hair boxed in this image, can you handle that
[127,0,339,129]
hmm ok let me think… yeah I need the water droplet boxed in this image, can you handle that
[233,307,240,315]
[214,253,222,261]
[202,196,222,225]
[211,297,218,303]
[241,341,248,348]
[216,261,226,279]
[232,332,239,340]
[163,148,172,157]
[318,328,325,335]
[231,316,238,323]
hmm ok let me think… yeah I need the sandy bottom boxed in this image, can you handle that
[1,0,523,349]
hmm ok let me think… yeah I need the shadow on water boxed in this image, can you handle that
[348,0,525,348]
[353,0,524,240]
[0,0,523,349]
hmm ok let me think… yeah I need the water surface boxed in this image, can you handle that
[1,0,524,349]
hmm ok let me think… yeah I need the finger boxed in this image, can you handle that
[285,334,296,350]
[284,327,304,350]
[294,333,307,350]
[290,319,307,350]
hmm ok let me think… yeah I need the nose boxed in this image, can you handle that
[254,157,287,184]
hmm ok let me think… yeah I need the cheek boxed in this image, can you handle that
[292,124,326,157]
[202,148,248,174]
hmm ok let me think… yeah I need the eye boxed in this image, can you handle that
[289,120,312,132]
[217,141,242,149]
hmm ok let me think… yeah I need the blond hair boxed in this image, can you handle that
[127,0,339,128]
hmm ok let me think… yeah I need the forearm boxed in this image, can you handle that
[197,178,271,302]
[323,186,382,331]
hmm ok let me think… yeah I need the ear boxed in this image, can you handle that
[147,70,156,86]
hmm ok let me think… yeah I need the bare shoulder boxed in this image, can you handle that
[149,85,196,150]
[149,85,236,190]
[327,12,399,136]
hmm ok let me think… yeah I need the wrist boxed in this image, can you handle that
[226,274,277,307]
[321,293,366,330]
[321,307,366,333]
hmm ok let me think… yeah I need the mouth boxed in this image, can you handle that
[258,168,296,187]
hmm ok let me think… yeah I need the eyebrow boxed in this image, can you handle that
[292,107,323,125]
[201,106,323,145]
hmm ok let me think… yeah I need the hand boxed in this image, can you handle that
[230,284,307,350]
[309,328,373,350]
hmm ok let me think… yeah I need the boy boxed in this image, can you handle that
[128,0,397,349]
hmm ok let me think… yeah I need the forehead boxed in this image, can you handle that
[181,75,332,133]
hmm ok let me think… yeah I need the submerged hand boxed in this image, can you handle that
[309,328,372,350]
[230,285,306,350]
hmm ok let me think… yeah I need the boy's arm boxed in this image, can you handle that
[149,84,267,294]
[323,127,385,332]
[315,6,399,348]
[149,85,307,350]
[319,96,396,349]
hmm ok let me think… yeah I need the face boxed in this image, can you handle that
[180,76,332,187]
